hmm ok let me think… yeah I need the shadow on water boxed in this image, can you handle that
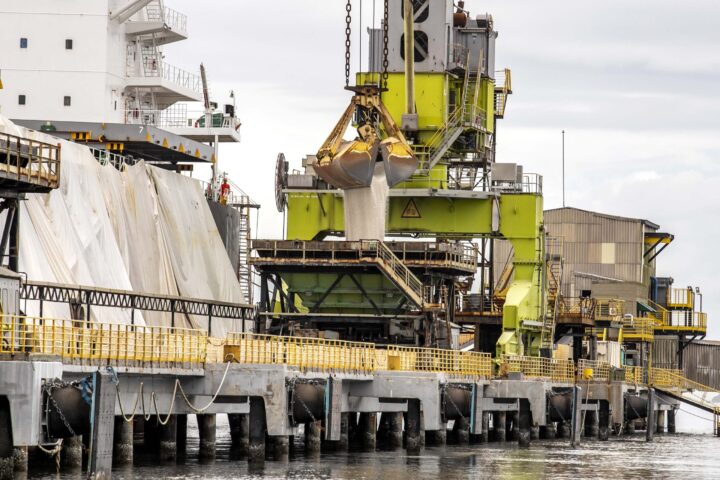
[23,418,720,480]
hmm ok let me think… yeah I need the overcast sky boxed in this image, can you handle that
[166,0,720,338]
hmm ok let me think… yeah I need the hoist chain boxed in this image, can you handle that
[345,0,352,86]
[382,0,389,88]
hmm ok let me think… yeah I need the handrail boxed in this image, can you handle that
[0,314,206,366]
[0,131,61,189]
[361,240,424,305]
[500,355,575,383]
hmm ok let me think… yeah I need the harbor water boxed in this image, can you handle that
[24,412,719,480]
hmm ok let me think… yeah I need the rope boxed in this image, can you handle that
[111,359,233,424]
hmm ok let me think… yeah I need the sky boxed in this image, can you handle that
[165,0,720,338]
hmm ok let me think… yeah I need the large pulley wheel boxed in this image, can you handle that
[275,152,288,212]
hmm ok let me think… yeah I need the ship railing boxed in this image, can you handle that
[0,131,60,189]
[500,355,575,383]
[0,314,206,367]
[162,62,201,92]
[88,147,137,170]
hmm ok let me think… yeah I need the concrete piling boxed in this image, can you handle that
[249,398,266,463]
[625,420,636,434]
[656,410,666,434]
[584,410,599,438]
[387,412,403,449]
[12,446,27,472]
[405,400,422,453]
[305,420,322,454]
[62,435,83,469]
[510,411,520,441]
[667,409,676,433]
[229,413,249,456]
[270,435,289,459]
[598,402,610,441]
[541,422,557,439]
[338,413,350,451]
[113,417,133,465]
[494,412,507,441]
[158,415,177,462]
[426,427,447,446]
[176,414,187,458]
[358,412,377,452]
[451,417,470,444]
[198,414,216,460]
[518,400,532,447]
[646,389,655,442]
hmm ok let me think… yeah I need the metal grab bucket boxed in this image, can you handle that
[315,140,378,189]
[380,136,418,187]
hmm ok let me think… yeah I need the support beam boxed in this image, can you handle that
[249,398,266,462]
[198,414,216,459]
[113,417,133,466]
[405,400,422,453]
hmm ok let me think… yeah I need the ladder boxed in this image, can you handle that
[540,238,563,351]
[361,240,424,307]
[237,200,253,304]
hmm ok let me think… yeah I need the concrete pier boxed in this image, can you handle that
[113,417,133,465]
[270,435,289,459]
[358,412,377,451]
[656,410,666,434]
[62,435,83,469]
[598,402,610,441]
[405,400,422,453]
[387,412,403,449]
[338,413,350,451]
[541,422,557,439]
[584,410,599,438]
[198,414,216,460]
[249,398,266,463]
[159,415,177,462]
[510,412,520,441]
[518,400,532,447]
[305,420,322,454]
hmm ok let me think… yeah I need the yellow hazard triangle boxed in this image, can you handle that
[401,199,421,218]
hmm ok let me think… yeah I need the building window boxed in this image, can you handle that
[20,38,28,48]
[18,95,26,105]
[63,96,71,106]
[65,39,73,50]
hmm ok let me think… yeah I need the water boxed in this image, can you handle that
[25,416,720,480]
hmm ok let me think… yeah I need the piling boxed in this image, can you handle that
[645,389,655,442]
[481,412,490,442]
[518,400,531,447]
[176,414,187,457]
[387,412,403,449]
[62,435,83,469]
[667,408,676,433]
[493,412,507,441]
[248,398,266,462]
[451,417,470,444]
[541,422,557,439]
[338,413,350,451]
[144,418,159,451]
[270,435,289,460]
[624,420,636,434]
[229,413,249,456]
[510,411,520,441]
[305,420,322,454]
[405,400,422,453]
[426,427,447,446]
[158,415,177,462]
[557,420,570,438]
[598,401,610,441]
[570,386,582,447]
[584,410,599,438]
[12,446,27,472]
[198,414,217,460]
[113,417,133,465]
[656,410,666,434]
[358,412,377,451]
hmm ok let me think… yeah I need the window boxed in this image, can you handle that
[63,96,71,106]
[65,39,73,50]
[20,38,28,48]
[18,95,26,105]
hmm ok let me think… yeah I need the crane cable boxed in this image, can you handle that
[345,0,352,86]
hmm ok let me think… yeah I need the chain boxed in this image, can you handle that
[43,379,77,437]
[345,0,352,86]
[382,0,389,88]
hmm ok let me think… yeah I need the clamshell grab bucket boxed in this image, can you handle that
[313,88,417,189]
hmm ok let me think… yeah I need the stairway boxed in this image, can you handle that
[540,239,563,351]
[360,240,424,307]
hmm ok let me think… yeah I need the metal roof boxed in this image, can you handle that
[545,206,660,230]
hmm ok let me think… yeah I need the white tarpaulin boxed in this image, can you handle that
[0,116,245,335]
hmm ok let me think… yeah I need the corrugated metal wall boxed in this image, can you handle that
[683,341,720,390]
[653,336,680,370]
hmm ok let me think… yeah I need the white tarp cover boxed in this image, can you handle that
[0,116,244,335]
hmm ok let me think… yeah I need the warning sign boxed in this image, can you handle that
[401,199,421,218]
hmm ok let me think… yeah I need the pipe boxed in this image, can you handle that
[403,0,415,115]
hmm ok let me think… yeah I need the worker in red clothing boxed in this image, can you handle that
[220,175,230,205]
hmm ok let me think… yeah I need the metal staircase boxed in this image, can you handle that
[540,238,563,351]
[360,240,424,307]
[237,199,252,304]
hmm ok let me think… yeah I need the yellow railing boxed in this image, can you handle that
[624,366,644,384]
[0,315,206,365]
[226,333,375,374]
[657,311,708,332]
[667,288,694,309]
[622,316,656,342]
[378,345,492,379]
[577,359,612,381]
[500,355,575,383]
[649,367,716,393]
